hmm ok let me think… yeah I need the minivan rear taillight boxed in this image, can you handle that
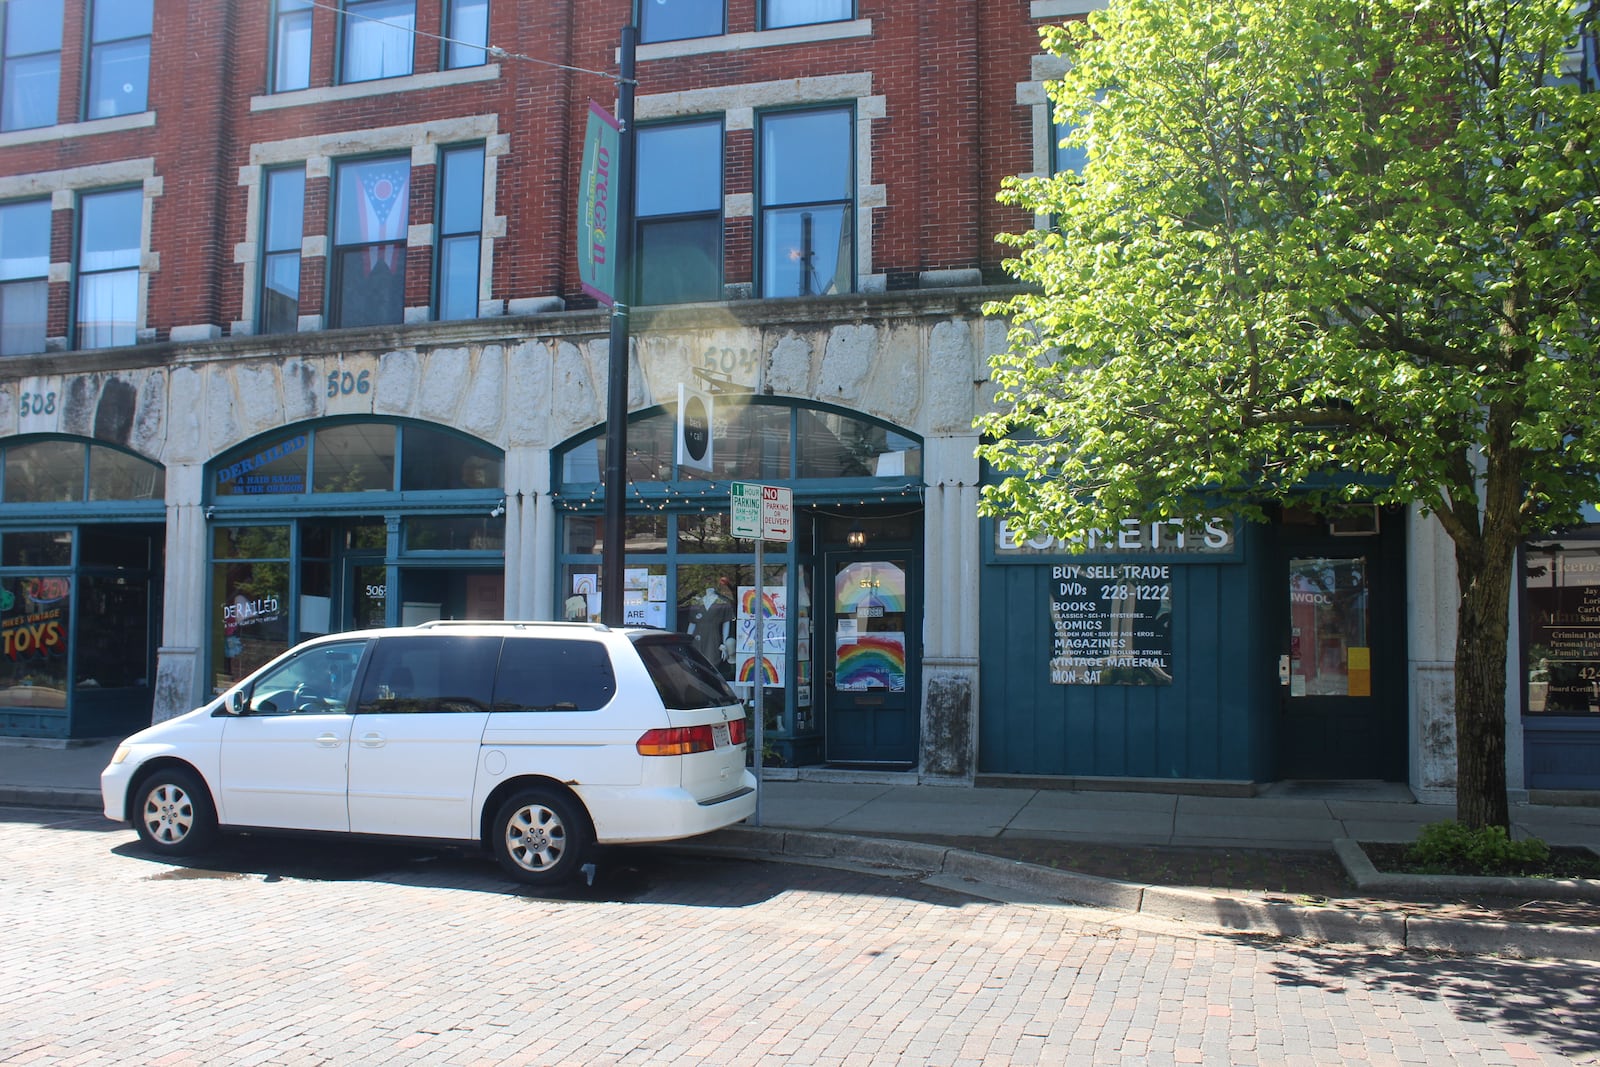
[637,726,716,756]
[727,717,747,745]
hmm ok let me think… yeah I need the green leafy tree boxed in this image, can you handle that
[980,0,1600,828]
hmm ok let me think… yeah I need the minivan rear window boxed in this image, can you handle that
[355,635,501,713]
[634,635,740,710]
[493,638,616,711]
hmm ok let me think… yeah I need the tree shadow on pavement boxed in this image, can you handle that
[1251,935,1600,1060]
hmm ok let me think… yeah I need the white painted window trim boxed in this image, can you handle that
[637,19,871,61]
[637,74,887,291]
[0,160,160,350]
[235,117,502,333]
[249,63,500,112]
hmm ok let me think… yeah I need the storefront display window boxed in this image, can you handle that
[88,444,164,500]
[314,423,396,492]
[1524,543,1600,714]
[3,530,72,567]
[404,515,504,552]
[212,525,291,690]
[0,575,70,709]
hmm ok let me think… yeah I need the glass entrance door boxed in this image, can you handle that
[823,554,918,766]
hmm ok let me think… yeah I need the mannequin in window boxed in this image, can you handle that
[687,578,735,669]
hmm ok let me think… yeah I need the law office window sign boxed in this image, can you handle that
[1524,543,1600,715]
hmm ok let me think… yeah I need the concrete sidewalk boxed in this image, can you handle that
[7,734,1600,850]
[10,734,1600,960]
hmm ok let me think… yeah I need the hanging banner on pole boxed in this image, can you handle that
[577,100,620,305]
[677,384,714,472]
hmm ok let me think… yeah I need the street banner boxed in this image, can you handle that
[577,100,620,305]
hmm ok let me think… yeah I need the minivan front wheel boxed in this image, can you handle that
[133,768,218,857]
[492,788,591,886]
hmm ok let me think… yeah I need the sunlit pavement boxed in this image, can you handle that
[3,806,1598,1066]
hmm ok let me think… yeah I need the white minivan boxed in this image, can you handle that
[101,621,756,885]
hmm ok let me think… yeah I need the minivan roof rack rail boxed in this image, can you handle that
[414,619,611,631]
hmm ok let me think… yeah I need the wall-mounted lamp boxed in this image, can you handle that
[847,521,866,548]
[490,499,506,519]
[204,506,215,520]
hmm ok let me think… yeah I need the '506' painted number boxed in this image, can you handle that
[327,370,371,397]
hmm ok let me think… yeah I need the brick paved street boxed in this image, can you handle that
[4,806,1599,1066]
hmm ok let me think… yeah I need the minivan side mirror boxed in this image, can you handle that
[230,691,245,715]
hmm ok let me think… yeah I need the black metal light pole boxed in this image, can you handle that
[600,23,637,627]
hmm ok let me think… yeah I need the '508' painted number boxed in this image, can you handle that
[19,391,56,416]
[327,370,371,397]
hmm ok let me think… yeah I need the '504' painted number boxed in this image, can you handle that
[327,370,371,397]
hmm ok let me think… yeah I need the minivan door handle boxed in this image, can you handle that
[315,733,343,748]
[358,732,386,748]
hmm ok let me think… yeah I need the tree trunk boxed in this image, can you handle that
[1452,539,1514,830]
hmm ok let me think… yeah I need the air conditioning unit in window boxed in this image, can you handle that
[1328,506,1381,536]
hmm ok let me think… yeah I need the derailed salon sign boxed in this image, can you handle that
[993,515,1236,687]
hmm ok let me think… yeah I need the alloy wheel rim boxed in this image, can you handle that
[506,803,566,871]
[144,783,194,843]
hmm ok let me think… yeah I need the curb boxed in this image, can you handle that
[0,786,101,812]
[698,826,1600,962]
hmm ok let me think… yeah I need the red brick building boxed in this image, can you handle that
[0,0,1084,773]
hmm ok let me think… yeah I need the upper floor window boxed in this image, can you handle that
[260,166,306,334]
[640,0,722,44]
[331,155,410,328]
[759,107,852,298]
[1,0,62,131]
[444,0,488,68]
[85,0,151,119]
[271,0,313,92]
[1,438,164,502]
[341,0,415,83]
[635,120,722,305]
[435,144,484,320]
[75,187,142,349]
[764,0,850,31]
[0,198,50,357]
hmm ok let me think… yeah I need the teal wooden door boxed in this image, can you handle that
[1276,523,1407,780]
[822,553,919,766]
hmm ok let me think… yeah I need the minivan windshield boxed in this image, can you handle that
[634,635,740,710]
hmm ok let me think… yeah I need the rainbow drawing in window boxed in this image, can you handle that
[738,585,786,619]
[737,654,783,687]
[835,632,905,691]
[834,562,906,615]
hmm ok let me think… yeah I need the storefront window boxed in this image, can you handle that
[214,433,309,496]
[212,525,291,691]
[1524,543,1600,714]
[88,444,164,500]
[314,423,395,492]
[0,575,70,708]
[3,530,72,567]
[75,575,148,687]
[4,440,82,502]
[401,426,502,490]
[404,515,504,552]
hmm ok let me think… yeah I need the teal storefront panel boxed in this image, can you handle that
[978,521,1273,782]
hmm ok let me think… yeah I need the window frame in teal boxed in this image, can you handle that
[635,119,723,306]
[84,0,151,120]
[73,186,142,350]
[330,154,410,329]
[0,437,165,508]
[434,144,484,321]
[757,106,853,299]
[270,0,313,92]
[1,0,62,132]
[762,0,851,31]
[338,0,415,84]
[259,165,306,334]
[639,0,723,44]
[0,197,51,357]
[444,0,488,69]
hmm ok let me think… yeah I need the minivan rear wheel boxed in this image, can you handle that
[133,768,218,857]
[492,788,591,886]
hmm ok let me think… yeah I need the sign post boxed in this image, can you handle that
[730,481,791,825]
